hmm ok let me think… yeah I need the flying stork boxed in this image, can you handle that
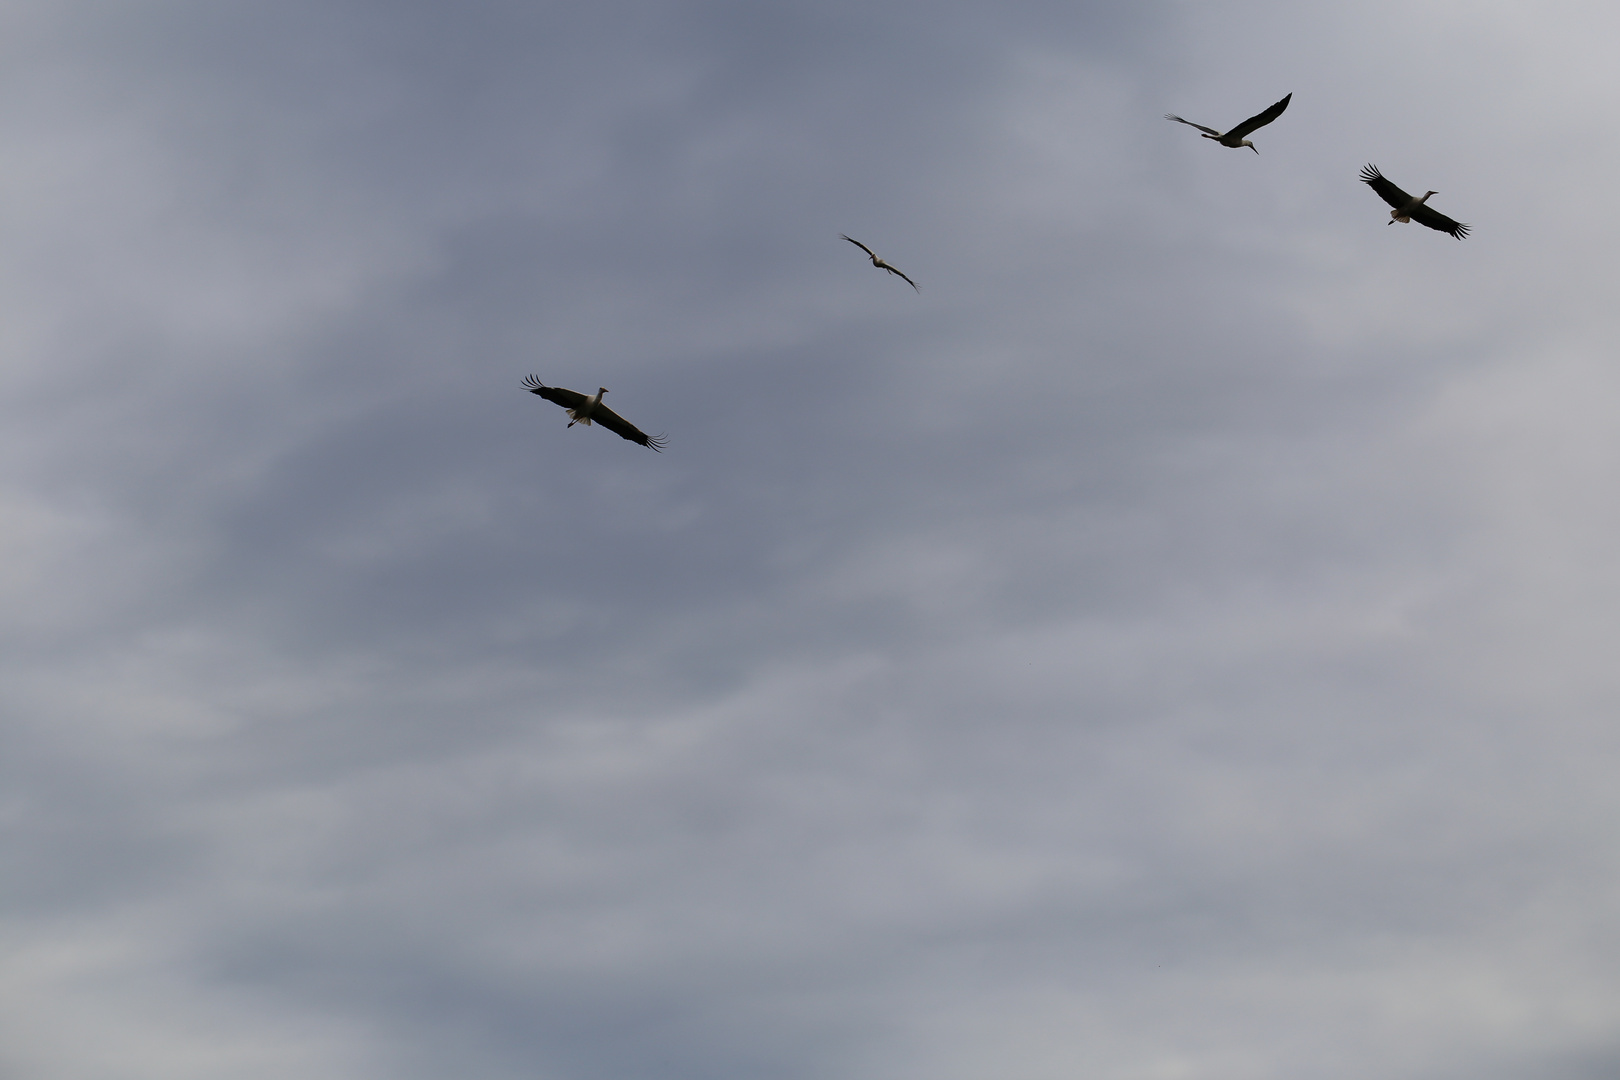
[1164,92,1292,153]
[841,235,918,291]
[523,375,667,451]
[1360,165,1470,239]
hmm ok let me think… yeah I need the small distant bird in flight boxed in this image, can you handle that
[523,375,667,451]
[1165,92,1292,153]
[841,234,918,291]
[1360,165,1469,239]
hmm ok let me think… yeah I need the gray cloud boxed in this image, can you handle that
[3,1,1620,1078]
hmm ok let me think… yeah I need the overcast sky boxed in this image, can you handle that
[3,1,1620,1077]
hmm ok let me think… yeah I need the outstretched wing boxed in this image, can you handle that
[522,374,590,412]
[1360,164,1412,211]
[1164,114,1222,137]
[885,264,919,291]
[1410,204,1470,240]
[840,234,876,258]
[1226,93,1291,140]
[591,403,667,451]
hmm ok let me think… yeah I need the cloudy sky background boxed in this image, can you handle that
[4,1,1620,1077]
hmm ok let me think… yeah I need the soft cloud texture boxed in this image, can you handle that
[3,1,1620,1078]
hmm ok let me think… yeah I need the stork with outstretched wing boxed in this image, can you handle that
[841,235,918,291]
[1360,165,1470,239]
[523,376,667,451]
[1165,93,1291,153]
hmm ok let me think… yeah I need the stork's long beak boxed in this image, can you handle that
[1249,145,1259,154]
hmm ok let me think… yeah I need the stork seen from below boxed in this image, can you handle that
[1360,165,1470,239]
[1165,92,1291,153]
[841,235,918,291]
[523,375,667,451]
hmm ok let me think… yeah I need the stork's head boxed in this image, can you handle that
[599,387,609,396]
[1243,140,1258,154]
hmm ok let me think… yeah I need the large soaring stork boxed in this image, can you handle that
[1360,165,1470,239]
[840,235,918,291]
[1165,93,1292,153]
[523,376,667,451]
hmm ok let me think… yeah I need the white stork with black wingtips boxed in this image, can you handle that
[1165,92,1292,153]
[1360,165,1470,239]
[523,376,667,451]
[840,235,919,291]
